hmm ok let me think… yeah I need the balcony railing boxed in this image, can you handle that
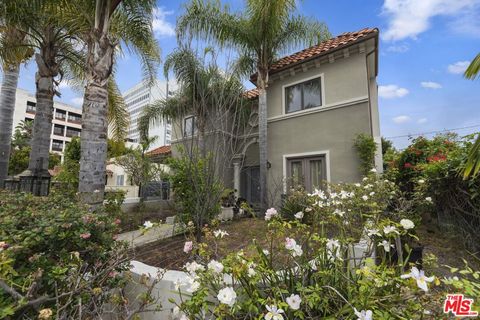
[52,145,63,152]
[53,129,64,136]
[55,114,66,121]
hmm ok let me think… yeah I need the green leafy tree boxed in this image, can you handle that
[55,137,81,190]
[177,0,330,211]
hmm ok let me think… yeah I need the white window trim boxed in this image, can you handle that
[282,73,325,116]
[183,115,196,138]
[282,150,331,193]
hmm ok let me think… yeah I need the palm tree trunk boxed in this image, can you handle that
[78,33,115,207]
[258,76,268,212]
[0,64,20,188]
[27,53,55,175]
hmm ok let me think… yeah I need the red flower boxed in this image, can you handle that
[404,162,413,168]
[114,218,121,225]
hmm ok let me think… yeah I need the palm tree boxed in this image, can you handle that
[59,0,160,206]
[3,0,83,193]
[463,53,480,178]
[0,3,33,187]
[177,0,329,210]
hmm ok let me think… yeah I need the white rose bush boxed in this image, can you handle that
[171,173,479,319]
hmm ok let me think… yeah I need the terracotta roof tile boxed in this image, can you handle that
[146,145,171,157]
[244,88,259,99]
[269,28,378,73]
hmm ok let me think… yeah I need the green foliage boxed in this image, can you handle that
[354,133,377,175]
[107,138,128,159]
[167,149,222,239]
[48,152,61,169]
[54,137,80,192]
[175,173,477,319]
[0,191,126,318]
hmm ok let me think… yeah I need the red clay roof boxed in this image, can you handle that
[244,28,378,99]
[146,145,171,156]
[244,88,259,99]
[270,28,378,73]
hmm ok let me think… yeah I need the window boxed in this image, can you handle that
[68,112,82,123]
[183,116,197,137]
[26,101,36,113]
[66,127,81,137]
[287,155,326,193]
[53,124,64,136]
[285,77,322,113]
[116,175,125,186]
[55,110,66,120]
[51,140,63,152]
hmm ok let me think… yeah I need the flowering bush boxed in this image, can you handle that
[168,173,480,319]
[0,191,133,319]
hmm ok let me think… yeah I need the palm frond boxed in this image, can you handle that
[464,53,480,80]
[464,134,480,179]
[107,78,130,141]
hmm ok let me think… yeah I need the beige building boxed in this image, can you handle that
[12,88,82,160]
[171,28,382,206]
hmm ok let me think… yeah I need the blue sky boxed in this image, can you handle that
[14,0,480,148]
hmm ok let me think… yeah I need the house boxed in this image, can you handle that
[170,28,382,207]
[105,145,172,201]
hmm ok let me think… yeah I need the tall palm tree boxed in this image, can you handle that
[4,0,83,192]
[62,0,160,206]
[139,46,246,158]
[0,31,24,188]
[463,53,480,178]
[0,2,33,187]
[177,0,329,210]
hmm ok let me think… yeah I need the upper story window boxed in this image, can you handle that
[26,101,36,113]
[68,112,82,123]
[183,115,197,137]
[285,77,322,114]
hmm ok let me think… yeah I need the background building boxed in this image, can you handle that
[12,88,82,160]
[123,79,173,150]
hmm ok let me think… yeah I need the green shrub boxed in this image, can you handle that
[167,150,222,240]
[0,191,127,318]
[354,133,377,175]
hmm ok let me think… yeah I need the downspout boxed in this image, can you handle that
[365,47,376,137]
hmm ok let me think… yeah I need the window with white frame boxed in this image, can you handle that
[116,174,124,186]
[285,77,322,113]
[183,115,197,137]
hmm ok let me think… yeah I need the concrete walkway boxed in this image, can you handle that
[117,224,177,248]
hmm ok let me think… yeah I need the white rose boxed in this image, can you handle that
[207,260,224,273]
[217,287,237,307]
[286,294,302,310]
[400,219,415,230]
[294,211,304,219]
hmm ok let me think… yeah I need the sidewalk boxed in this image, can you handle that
[117,224,176,248]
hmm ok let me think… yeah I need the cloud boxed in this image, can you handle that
[447,61,470,74]
[421,81,442,89]
[152,7,175,37]
[417,118,428,124]
[378,85,409,99]
[393,115,411,124]
[381,0,480,41]
[386,44,409,53]
[70,97,83,106]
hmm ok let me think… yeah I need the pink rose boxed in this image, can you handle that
[114,218,121,225]
[183,241,193,253]
[80,232,91,239]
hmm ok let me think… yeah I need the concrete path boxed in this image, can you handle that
[117,224,177,248]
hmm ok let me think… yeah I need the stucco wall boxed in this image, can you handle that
[266,52,368,119]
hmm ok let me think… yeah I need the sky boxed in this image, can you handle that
[13,0,480,148]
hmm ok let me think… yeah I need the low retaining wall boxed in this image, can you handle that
[125,240,372,319]
[126,260,189,319]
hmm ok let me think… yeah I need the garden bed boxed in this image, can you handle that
[132,218,479,274]
[132,218,270,269]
